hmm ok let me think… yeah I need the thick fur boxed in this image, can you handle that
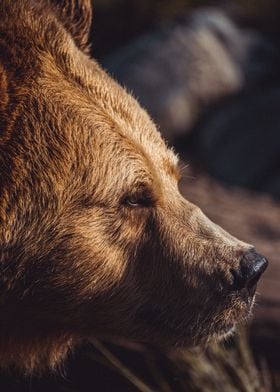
[0,0,256,373]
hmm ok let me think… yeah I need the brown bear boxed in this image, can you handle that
[0,0,267,373]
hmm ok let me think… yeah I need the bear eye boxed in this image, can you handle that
[124,195,142,207]
[122,191,154,208]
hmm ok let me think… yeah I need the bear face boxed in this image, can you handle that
[0,0,267,373]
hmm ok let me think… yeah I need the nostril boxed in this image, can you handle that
[243,254,268,293]
[231,249,268,295]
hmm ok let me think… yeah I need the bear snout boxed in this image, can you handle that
[229,249,268,298]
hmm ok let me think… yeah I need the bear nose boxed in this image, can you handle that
[231,249,268,295]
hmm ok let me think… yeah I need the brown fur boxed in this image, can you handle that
[0,0,261,373]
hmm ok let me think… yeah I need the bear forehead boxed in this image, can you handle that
[35,49,180,181]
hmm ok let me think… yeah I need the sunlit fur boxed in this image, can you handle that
[0,0,255,373]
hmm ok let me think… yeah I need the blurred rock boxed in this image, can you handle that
[91,0,212,58]
[91,0,280,59]
[191,86,280,196]
[104,8,257,143]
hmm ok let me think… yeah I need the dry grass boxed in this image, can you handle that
[74,328,276,392]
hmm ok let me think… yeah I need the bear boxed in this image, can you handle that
[0,0,267,373]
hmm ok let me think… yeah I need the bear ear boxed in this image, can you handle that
[48,0,93,53]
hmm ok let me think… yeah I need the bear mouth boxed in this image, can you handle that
[134,292,253,347]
